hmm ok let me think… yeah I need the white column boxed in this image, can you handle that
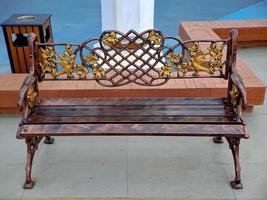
[101,0,154,33]
[139,0,154,32]
[101,0,116,31]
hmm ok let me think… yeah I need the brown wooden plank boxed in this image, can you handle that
[33,26,41,41]
[20,26,30,72]
[13,26,27,73]
[33,104,232,117]
[18,123,245,137]
[39,98,226,107]
[26,115,241,124]
[6,26,21,72]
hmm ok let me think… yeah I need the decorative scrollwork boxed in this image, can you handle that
[83,52,105,79]
[176,42,226,77]
[208,42,225,75]
[26,84,37,109]
[38,29,229,87]
[229,83,239,107]
[40,44,88,79]
[160,63,173,78]
[148,31,163,45]
[39,46,56,78]
[82,52,99,65]
[159,52,183,78]
[166,52,183,63]
[102,32,117,47]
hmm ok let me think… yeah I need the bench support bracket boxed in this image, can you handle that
[213,136,224,143]
[23,136,42,189]
[44,136,55,144]
[226,137,243,189]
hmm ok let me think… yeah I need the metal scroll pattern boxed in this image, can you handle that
[38,29,228,87]
[26,84,38,109]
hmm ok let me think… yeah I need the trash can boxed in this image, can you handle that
[1,14,53,73]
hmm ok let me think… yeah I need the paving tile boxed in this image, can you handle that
[222,163,267,199]
[127,156,235,198]
[126,137,235,198]
[22,162,127,198]
[35,136,127,165]
[0,164,25,198]
[126,136,233,165]
[0,116,26,165]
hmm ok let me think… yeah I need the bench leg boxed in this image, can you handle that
[44,136,55,144]
[226,137,243,189]
[213,136,223,143]
[23,136,38,189]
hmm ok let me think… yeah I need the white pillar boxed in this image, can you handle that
[101,0,154,33]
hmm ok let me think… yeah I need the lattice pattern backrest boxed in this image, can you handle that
[36,29,231,87]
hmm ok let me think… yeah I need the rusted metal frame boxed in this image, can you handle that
[225,136,243,189]
[37,42,81,80]
[80,45,121,85]
[95,33,164,86]
[182,40,228,78]
[102,42,165,86]
[100,32,183,85]
[226,29,247,126]
[38,29,232,87]
[224,39,232,80]
[42,74,224,81]
[103,35,182,85]
[99,29,164,50]
[83,41,155,86]
[18,34,39,120]
[36,42,81,48]
[38,30,166,86]
[92,48,134,86]
[23,135,43,189]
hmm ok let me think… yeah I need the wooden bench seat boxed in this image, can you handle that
[27,98,241,124]
[18,97,245,137]
[17,29,249,190]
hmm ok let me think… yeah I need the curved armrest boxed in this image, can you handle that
[228,69,247,110]
[17,74,38,111]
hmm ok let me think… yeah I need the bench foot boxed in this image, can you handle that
[213,136,223,143]
[23,180,35,189]
[23,136,39,189]
[44,136,55,144]
[230,180,243,189]
[226,137,243,189]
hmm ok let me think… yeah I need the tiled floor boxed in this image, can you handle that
[0,47,266,199]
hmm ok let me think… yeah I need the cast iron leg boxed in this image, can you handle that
[23,137,38,189]
[44,136,55,144]
[226,137,243,189]
[213,136,223,143]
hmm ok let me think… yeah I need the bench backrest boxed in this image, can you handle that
[29,29,238,87]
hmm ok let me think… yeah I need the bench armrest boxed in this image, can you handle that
[228,67,249,138]
[17,73,38,111]
[18,33,39,112]
[227,29,247,111]
[228,65,248,118]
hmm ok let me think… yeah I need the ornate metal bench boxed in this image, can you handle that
[17,29,249,189]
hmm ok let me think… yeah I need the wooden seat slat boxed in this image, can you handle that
[33,105,233,117]
[39,98,225,107]
[26,115,241,124]
[26,97,239,124]
[19,124,245,137]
